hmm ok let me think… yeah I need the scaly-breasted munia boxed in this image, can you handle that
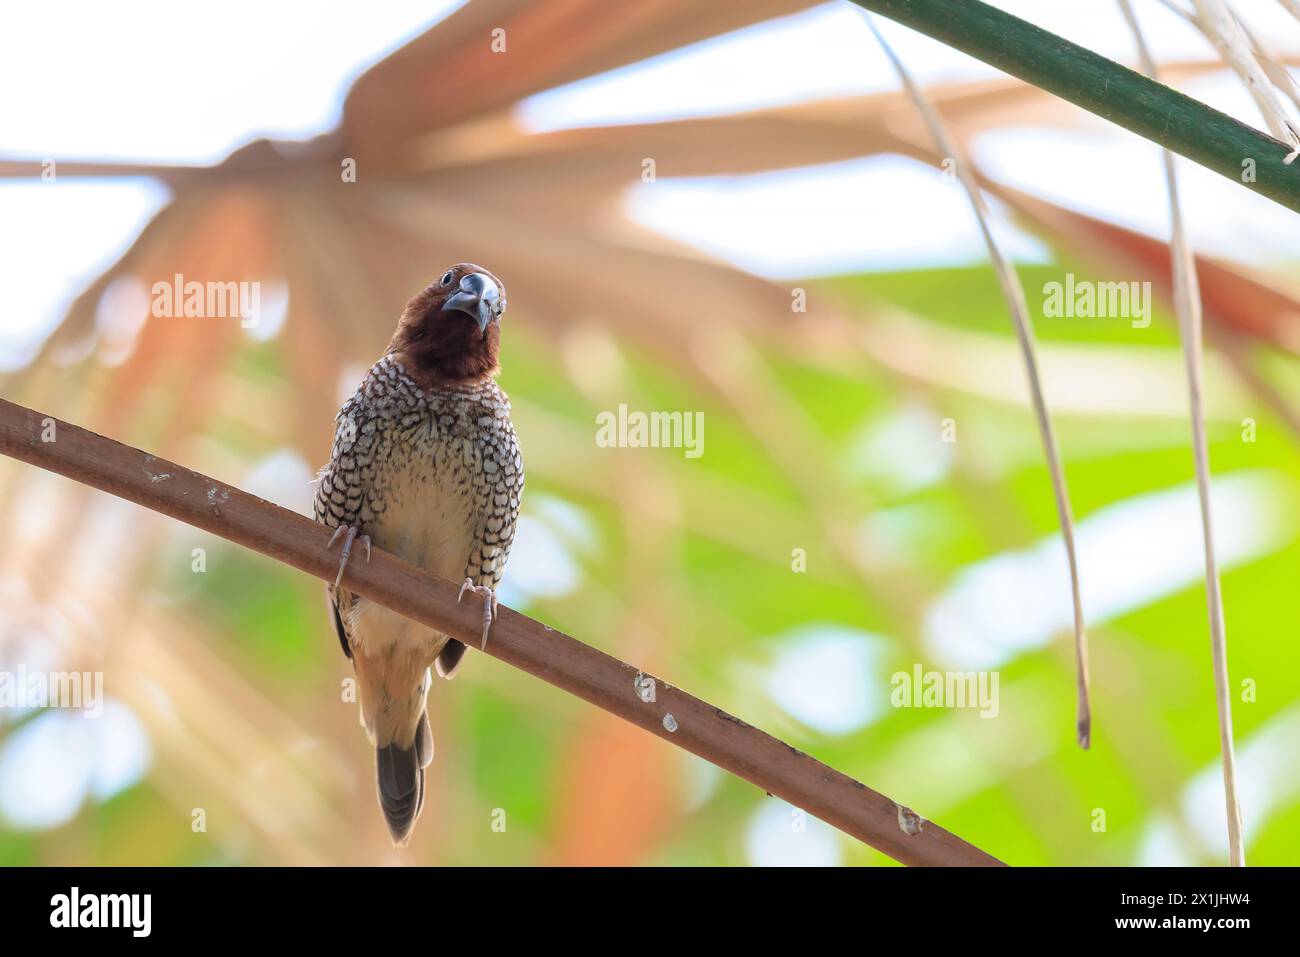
[314,264,522,844]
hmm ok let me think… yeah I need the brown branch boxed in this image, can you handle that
[0,397,1003,867]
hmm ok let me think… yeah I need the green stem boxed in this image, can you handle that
[849,0,1300,213]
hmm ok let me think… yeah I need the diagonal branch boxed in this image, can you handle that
[0,397,1003,867]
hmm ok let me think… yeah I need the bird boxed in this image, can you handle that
[313,264,522,844]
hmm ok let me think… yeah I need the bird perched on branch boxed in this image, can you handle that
[313,264,522,844]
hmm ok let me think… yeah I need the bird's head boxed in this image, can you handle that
[388,263,508,384]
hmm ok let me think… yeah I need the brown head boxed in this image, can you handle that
[387,263,508,386]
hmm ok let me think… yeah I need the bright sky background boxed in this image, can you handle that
[2,0,1299,369]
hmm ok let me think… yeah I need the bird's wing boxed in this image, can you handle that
[328,591,353,660]
[463,388,525,591]
[436,385,524,680]
[314,372,377,660]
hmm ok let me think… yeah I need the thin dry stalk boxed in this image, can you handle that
[1188,0,1300,159]
[863,14,1092,749]
[1118,0,1246,867]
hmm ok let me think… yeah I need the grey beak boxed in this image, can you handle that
[442,272,503,334]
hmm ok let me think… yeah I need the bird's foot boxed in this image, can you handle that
[327,524,371,589]
[457,579,498,650]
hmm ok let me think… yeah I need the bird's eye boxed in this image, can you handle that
[441,271,454,286]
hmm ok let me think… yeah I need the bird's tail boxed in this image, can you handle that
[375,709,434,844]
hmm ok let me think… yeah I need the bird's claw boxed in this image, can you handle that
[457,578,498,649]
[327,524,371,590]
